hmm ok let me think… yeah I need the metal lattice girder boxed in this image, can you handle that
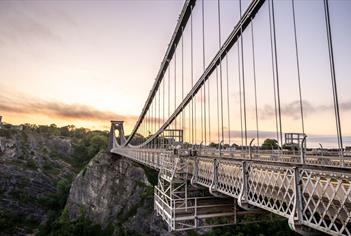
[299,168,351,235]
[216,159,243,198]
[154,154,263,231]
[111,141,351,235]
[246,163,296,218]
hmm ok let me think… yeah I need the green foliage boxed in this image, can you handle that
[21,123,108,170]
[40,209,114,236]
[186,216,298,236]
[261,138,280,150]
[40,179,72,212]
[17,132,31,160]
[71,131,108,169]
[187,230,199,236]
[209,142,218,148]
[0,127,17,138]
[37,178,72,235]
[25,159,37,170]
[139,164,159,186]
[0,210,38,234]
[1,123,110,235]
[0,210,17,234]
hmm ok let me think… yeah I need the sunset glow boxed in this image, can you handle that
[0,0,350,147]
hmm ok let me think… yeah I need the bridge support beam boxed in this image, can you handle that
[155,154,237,231]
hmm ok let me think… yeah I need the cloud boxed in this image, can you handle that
[0,95,137,123]
[0,2,62,46]
[227,130,277,139]
[258,100,351,120]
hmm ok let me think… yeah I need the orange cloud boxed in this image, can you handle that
[0,94,138,129]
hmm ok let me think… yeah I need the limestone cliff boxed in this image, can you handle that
[65,152,171,236]
[0,128,75,235]
[0,124,108,235]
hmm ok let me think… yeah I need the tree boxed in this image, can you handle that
[209,142,218,148]
[231,143,239,148]
[262,138,279,150]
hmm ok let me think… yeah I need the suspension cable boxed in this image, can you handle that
[218,0,224,145]
[202,0,207,146]
[208,66,211,145]
[191,6,194,145]
[251,18,259,147]
[226,54,231,146]
[268,0,279,146]
[238,38,244,150]
[291,0,305,135]
[239,0,247,149]
[323,0,344,161]
[168,62,170,122]
[151,102,153,147]
[147,106,149,140]
[157,81,161,147]
[174,45,177,130]
[216,68,220,144]
[155,97,157,148]
[199,3,204,144]
[154,99,156,147]
[163,72,165,125]
[182,26,184,137]
[161,77,166,148]
[271,0,283,148]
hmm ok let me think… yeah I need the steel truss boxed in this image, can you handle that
[153,152,262,231]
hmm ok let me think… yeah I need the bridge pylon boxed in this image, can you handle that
[109,121,126,150]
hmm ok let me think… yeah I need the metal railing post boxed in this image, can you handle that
[219,140,224,157]
[249,138,255,160]
[300,135,307,164]
[191,156,198,186]
[238,161,249,209]
[288,167,304,232]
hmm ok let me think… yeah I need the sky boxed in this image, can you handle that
[0,0,183,130]
[0,0,350,148]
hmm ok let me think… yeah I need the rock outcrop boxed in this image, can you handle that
[65,152,171,236]
[0,128,76,235]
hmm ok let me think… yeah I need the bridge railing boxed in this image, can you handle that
[111,146,351,235]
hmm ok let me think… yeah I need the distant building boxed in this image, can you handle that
[284,132,306,150]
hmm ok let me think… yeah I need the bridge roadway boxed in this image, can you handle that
[111,142,351,236]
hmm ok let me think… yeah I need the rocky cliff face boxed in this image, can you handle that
[65,152,171,236]
[0,129,76,235]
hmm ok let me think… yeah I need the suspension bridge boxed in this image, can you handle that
[109,0,351,235]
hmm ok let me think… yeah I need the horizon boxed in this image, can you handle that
[1,119,351,149]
